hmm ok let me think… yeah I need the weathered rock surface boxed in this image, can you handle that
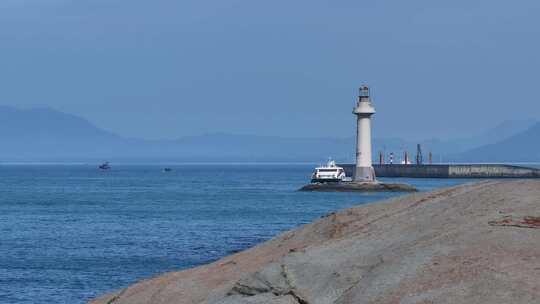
[90,180,540,304]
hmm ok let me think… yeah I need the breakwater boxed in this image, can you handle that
[340,164,540,178]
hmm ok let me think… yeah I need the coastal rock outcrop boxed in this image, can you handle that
[90,180,540,304]
[298,182,418,192]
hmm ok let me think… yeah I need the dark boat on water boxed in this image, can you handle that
[99,162,111,170]
[163,168,172,172]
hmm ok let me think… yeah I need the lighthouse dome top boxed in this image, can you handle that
[359,85,370,97]
[353,85,376,115]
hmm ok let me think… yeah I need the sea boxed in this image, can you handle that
[0,163,483,304]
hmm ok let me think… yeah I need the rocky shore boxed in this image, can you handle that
[299,182,417,192]
[90,180,540,304]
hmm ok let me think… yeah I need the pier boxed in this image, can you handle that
[340,164,540,178]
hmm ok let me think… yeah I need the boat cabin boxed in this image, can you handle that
[311,160,347,183]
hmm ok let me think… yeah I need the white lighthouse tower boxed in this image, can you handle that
[353,85,376,183]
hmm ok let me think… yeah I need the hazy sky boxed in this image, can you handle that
[1,0,539,140]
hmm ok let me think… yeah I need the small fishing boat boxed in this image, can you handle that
[310,160,348,183]
[163,168,172,172]
[98,162,111,170]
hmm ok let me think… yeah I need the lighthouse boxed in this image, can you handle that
[353,85,376,183]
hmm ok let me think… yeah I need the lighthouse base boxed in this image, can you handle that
[354,166,376,183]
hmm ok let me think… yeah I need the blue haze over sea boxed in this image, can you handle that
[0,164,485,303]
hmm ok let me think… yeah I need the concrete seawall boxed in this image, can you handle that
[340,164,540,178]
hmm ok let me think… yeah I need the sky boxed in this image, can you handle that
[1,0,539,141]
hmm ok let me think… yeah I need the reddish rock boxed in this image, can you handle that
[90,180,540,304]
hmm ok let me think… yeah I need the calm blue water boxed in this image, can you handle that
[0,164,476,304]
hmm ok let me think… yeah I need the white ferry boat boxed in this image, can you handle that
[310,160,349,183]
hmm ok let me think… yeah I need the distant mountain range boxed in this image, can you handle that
[0,105,537,162]
[450,122,540,162]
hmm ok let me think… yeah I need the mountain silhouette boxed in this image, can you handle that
[0,106,536,162]
[454,122,540,162]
